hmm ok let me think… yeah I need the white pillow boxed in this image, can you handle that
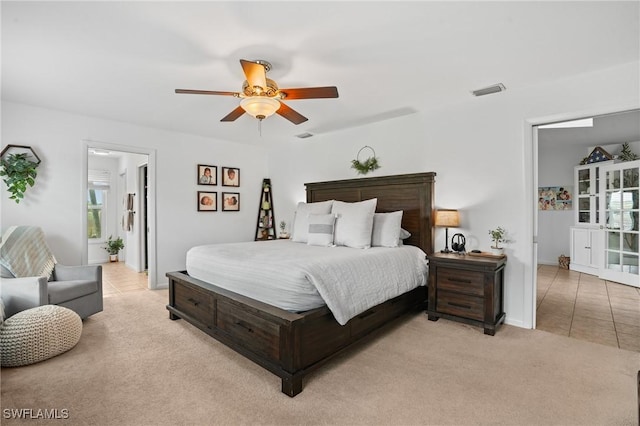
[398,228,411,246]
[372,211,403,247]
[331,198,377,249]
[307,214,336,247]
[291,200,334,243]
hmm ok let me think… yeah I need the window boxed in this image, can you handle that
[88,189,106,239]
[88,169,110,240]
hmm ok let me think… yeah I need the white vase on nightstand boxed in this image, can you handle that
[490,247,504,256]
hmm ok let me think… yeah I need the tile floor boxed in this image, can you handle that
[101,261,148,297]
[537,265,640,352]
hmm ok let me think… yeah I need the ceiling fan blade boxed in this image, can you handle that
[220,106,246,122]
[175,89,238,96]
[279,86,339,100]
[276,102,308,125]
[240,59,267,90]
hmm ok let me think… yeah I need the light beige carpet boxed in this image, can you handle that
[1,289,638,425]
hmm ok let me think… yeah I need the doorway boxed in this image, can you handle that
[82,140,158,289]
[531,109,640,350]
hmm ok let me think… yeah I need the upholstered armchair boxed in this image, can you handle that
[0,226,103,319]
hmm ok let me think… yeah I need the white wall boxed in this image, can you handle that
[1,102,269,286]
[117,152,148,271]
[268,61,640,329]
[536,142,581,265]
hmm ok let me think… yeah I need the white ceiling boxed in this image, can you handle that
[2,1,639,145]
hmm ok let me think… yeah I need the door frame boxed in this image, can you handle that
[525,103,640,329]
[81,140,158,289]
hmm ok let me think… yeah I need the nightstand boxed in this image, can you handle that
[426,252,506,335]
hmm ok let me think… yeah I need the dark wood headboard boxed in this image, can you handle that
[305,172,436,254]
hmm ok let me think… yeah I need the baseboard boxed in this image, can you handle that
[537,260,559,266]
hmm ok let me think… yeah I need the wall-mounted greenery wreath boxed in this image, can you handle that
[351,145,380,175]
[0,145,41,204]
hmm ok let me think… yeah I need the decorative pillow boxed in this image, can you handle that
[372,211,403,247]
[291,200,334,243]
[331,198,377,249]
[307,214,336,247]
[398,228,411,246]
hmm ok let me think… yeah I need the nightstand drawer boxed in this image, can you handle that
[437,267,484,296]
[437,290,483,321]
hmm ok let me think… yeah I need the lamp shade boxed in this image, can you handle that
[435,209,460,227]
[240,96,280,120]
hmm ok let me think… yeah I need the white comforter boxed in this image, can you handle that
[186,240,428,325]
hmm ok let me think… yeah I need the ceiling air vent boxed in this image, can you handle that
[295,132,314,139]
[471,83,506,97]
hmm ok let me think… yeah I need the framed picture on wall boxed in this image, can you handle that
[221,167,240,187]
[197,191,217,211]
[198,164,217,185]
[538,186,572,210]
[222,192,240,211]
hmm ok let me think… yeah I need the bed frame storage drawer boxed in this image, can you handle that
[386,286,427,319]
[173,280,215,328]
[350,304,389,337]
[216,300,281,361]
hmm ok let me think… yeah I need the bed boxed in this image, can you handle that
[166,172,436,396]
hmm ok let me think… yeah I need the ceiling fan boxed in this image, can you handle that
[175,59,339,125]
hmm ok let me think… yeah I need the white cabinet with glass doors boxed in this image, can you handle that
[574,161,613,226]
[598,160,640,288]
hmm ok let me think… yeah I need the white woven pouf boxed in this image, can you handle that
[0,305,82,367]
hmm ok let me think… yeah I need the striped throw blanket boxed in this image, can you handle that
[0,226,56,279]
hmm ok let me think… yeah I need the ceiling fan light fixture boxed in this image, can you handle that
[240,96,280,120]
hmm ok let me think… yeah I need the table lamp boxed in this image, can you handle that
[435,209,460,253]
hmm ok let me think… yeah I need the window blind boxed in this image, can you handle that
[88,169,111,189]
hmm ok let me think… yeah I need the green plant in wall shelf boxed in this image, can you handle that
[0,152,40,204]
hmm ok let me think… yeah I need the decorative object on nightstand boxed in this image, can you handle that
[255,178,276,241]
[451,233,466,253]
[435,209,459,253]
[488,226,507,255]
[426,252,506,335]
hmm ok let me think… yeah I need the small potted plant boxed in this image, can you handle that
[279,221,288,238]
[488,226,507,255]
[104,235,125,262]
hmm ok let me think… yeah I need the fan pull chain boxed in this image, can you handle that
[258,118,262,137]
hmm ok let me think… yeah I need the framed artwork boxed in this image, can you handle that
[222,192,240,211]
[221,167,240,187]
[198,164,217,185]
[538,186,572,211]
[197,191,217,211]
